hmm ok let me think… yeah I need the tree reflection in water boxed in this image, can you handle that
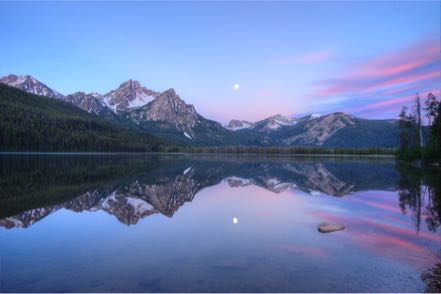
[397,164,441,293]
[398,165,441,233]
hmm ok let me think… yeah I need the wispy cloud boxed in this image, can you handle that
[315,38,440,97]
[277,50,330,65]
[307,38,440,117]
[341,90,436,115]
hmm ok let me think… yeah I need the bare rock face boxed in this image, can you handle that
[126,88,202,139]
[256,114,297,132]
[0,207,58,229]
[226,115,298,132]
[226,176,254,187]
[318,222,345,233]
[226,120,254,131]
[64,92,107,114]
[242,114,297,133]
[0,73,400,147]
[101,192,157,225]
[0,74,63,98]
[283,112,355,146]
[103,79,159,113]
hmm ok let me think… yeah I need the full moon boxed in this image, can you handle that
[234,84,240,91]
[233,217,238,224]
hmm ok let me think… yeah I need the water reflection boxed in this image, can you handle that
[0,154,400,228]
[396,164,441,292]
[397,164,441,233]
[1,154,440,292]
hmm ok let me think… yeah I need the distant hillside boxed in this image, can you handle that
[1,74,403,149]
[230,113,400,148]
[0,84,166,152]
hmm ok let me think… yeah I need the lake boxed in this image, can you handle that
[0,153,440,292]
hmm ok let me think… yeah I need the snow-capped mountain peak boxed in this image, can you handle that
[270,114,297,126]
[103,79,160,113]
[0,74,63,99]
[226,114,297,132]
[255,114,298,131]
[226,119,254,131]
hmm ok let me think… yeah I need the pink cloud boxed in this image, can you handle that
[372,70,440,91]
[310,38,441,116]
[341,95,414,114]
[353,40,439,79]
[278,50,330,64]
[342,89,437,114]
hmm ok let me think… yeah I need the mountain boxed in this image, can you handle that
[0,83,166,152]
[0,190,158,228]
[0,154,399,228]
[0,75,238,145]
[228,112,399,147]
[123,88,241,145]
[274,112,400,147]
[0,74,401,148]
[227,114,297,132]
[226,119,254,130]
[103,79,160,112]
[252,114,298,132]
[63,91,107,115]
[0,74,63,99]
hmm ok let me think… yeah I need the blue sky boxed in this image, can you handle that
[0,1,439,123]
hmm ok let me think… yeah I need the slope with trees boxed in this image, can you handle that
[0,84,168,152]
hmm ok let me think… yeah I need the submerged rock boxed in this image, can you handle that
[318,222,345,233]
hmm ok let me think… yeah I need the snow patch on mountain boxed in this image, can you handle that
[0,74,63,99]
[225,176,254,187]
[226,120,255,131]
[310,113,322,119]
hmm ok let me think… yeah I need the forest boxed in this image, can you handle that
[398,92,441,162]
[0,84,167,152]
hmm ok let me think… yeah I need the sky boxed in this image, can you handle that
[0,1,440,124]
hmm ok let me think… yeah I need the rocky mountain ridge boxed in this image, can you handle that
[0,157,399,229]
[0,74,400,147]
[0,74,63,99]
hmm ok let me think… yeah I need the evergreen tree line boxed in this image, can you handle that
[181,145,395,155]
[398,92,441,161]
[0,84,168,152]
[0,154,163,218]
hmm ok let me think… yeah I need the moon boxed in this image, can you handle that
[234,84,240,91]
[233,217,238,224]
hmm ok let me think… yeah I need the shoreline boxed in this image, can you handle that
[0,151,396,158]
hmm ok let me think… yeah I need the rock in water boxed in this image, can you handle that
[318,222,345,233]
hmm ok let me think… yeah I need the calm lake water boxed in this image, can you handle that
[0,154,440,292]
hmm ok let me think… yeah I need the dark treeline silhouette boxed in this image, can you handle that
[397,162,441,293]
[397,163,441,293]
[0,84,167,152]
[0,154,165,218]
[180,145,395,155]
[398,92,441,162]
[397,164,441,233]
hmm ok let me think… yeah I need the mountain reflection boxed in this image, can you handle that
[0,154,438,231]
